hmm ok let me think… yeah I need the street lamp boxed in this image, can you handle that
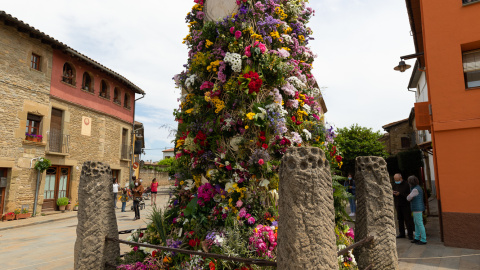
[394,52,424,72]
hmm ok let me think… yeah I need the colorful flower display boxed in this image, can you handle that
[118,0,356,269]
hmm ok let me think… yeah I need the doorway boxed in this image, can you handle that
[0,168,7,215]
[43,166,70,211]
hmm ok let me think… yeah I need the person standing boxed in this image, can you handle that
[150,178,159,206]
[407,175,427,245]
[393,173,415,240]
[119,188,128,212]
[344,174,356,217]
[113,178,119,209]
[132,178,144,220]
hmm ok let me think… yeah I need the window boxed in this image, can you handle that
[62,63,75,85]
[401,137,411,149]
[124,93,131,109]
[99,80,110,99]
[463,0,480,5]
[113,87,121,104]
[463,49,480,88]
[31,53,41,71]
[26,113,42,139]
[121,128,129,159]
[82,72,93,92]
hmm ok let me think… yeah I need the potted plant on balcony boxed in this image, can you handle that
[35,135,43,142]
[3,212,15,221]
[57,197,69,211]
[25,133,35,141]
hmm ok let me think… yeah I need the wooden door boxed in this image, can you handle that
[43,166,71,211]
[49,108,63,152]
[0,169,7,215]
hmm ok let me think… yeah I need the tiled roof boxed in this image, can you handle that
[0,10,145,95]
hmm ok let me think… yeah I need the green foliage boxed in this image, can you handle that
[157,158,174,166]
[332,179,351,225]
[34,157,51,172]
[397,149,423,178]
[157,158,176,176]
[56,197,69,206]
[335,124,387,175]
[147,206,167,246]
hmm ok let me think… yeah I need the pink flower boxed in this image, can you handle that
[226,164,232,170]
[247,217,256,224]
[200,81,214,90]
[346,228,355,239]
[230,27,235,34]
[239,207,247,218]
[254,41,267,54]
[133,246,138,252]
[235,30,242,39]
[258,159,264,165]
[236,200,243,208]
[244,45,252,57]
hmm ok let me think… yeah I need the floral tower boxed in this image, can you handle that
[120,0,352,269]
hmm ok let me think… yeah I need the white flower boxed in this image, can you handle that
[225,181,235,193]
[185,74,197,88]
[302,104,311,113]
[259,178,270,188]
[303,129,312,140]
[287,76,306,89]
[224,52,242,73]
[255,107,266,120]
[184,179,194,190]
[281,34,293,44]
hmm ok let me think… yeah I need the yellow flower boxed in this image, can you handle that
[176,139,185,148]
[245,125,249,129]
[180,181,184,185]
[229,198,233,203]
[205,39,213,48]
[282,47,290,51]
[193,4,203,11]
[246,112,256,120]
[298,35,305,42]
[284,27,292,34]
[185,108,194,114]
[270,31,280,39]
[221,195,225,199]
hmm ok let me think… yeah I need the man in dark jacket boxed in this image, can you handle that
[393,173,414,240]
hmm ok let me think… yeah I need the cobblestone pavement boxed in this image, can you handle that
[0,186,172,270]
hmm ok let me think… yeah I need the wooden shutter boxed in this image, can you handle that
[414,102,431,131]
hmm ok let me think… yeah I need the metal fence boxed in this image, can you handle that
[46,131,69,153]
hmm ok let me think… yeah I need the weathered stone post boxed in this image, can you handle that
[354,156,399,270]
[74,161,119,270]
[278,147,336,269]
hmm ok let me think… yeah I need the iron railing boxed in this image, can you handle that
[121,144,129,159]
[46,131,69,153]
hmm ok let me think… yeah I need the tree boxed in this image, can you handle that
[335,124,388,175]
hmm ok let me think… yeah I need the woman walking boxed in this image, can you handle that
[132,178,144,220]
[407,175,427,245]
[113,178,119,209]
[344,174,356,217]
[150,178,159,206]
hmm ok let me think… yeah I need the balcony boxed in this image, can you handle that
[121,144,130,160]
[46,131,69,154]
[463,0,480,5]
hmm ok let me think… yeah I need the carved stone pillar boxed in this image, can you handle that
[74,161,119,270]
[354,156,399,270]
[278,147,336,269]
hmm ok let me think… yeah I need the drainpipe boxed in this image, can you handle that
[129,93,145,188]
[30,157,42,217]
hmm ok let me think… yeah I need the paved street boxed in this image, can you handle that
[0,187,171,270]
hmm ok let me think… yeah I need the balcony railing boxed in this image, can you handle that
[47,131,69,153]
[121,144,130,160]
[463,0,480,5]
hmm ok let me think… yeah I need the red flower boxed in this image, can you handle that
[291,116,296,122]
[259,136,266,142]
[296,121,302,125]
[335,155,342,163]
[188,238,200,247]
[262,143,268,149]
[139,233,144,238]
[209,261,216,270]
[152,250,157,257]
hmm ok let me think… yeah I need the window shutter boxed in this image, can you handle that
[414,102,431,131]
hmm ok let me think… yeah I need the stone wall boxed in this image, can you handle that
[0,21,53,214]
[138,169,170,188]
[381,121,415,155]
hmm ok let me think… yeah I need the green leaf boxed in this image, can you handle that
[184,197,198,217]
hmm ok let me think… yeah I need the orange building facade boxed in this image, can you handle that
[405,0,480,249]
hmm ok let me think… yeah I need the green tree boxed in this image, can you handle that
[335,124,387,175]
[157,158,176,176]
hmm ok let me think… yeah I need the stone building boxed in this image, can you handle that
[380,118,415,155]
[0,11,145,215]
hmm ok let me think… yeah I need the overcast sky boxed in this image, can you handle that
[2,0,416,162]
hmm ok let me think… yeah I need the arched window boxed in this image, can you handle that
[113,87,121,104]
[82,72,93,92]
[62,63,75,85]
[124,93,131,109]
[99,80,110,99]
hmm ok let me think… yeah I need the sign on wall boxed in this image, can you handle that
[81,116,91,136]
[204,0,238,21]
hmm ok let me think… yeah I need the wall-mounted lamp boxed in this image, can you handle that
[394,52,424,72]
